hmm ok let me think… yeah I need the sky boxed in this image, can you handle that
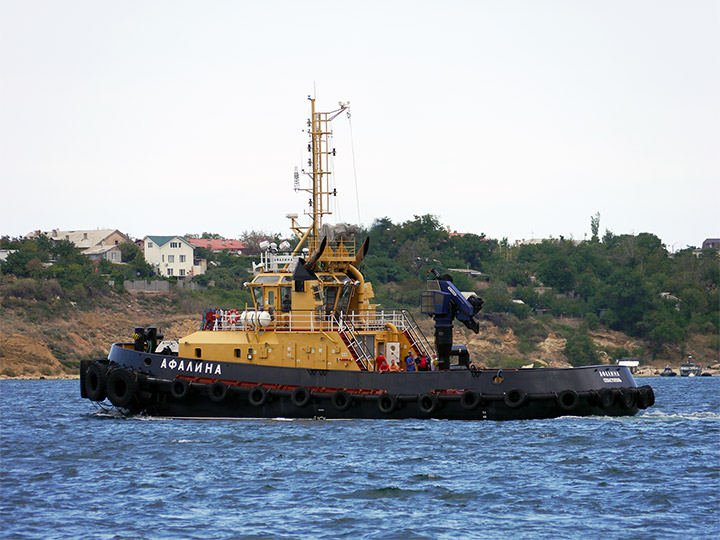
[1,0,718,251]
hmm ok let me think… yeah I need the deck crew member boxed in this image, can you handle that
[405,351,417,372]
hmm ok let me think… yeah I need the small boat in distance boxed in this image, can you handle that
[660,366,677,377]
[80,97,654,420]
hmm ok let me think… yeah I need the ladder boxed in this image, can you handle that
[399,310,435,361]
[334,315,374,371]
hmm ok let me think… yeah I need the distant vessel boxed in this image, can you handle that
[660,366,677,377]
[80,97,654,420]
[679,360,702,377]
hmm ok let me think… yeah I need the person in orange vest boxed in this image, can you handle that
[389,359,401,372]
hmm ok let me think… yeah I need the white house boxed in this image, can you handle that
[143,236,204,278]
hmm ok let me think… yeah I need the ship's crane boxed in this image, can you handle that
[420,269,484,370]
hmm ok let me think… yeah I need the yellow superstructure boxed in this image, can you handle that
[177,99,434,371]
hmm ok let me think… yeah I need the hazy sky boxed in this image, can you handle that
[1,0,717,250]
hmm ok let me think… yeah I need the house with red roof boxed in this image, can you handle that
[187,238,247,254]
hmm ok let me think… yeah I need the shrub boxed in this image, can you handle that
[564,331,599,366]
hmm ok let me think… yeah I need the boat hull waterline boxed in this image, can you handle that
[80,346,655,421]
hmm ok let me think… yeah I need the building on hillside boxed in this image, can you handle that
[83,244,123,263]
[514,236,583,246]
[0,249,17,262]
[447,268,491,281]
[26,228,131,262]
[702,238,719,251]
[142,236,205,278]
[187,238,247,254]
[29,229,131,249]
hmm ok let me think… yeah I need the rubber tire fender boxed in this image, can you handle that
[331,390,352,412]
[209,381,229,403]
[556,389,579,412]
[418,393,439,414]
[637,385,655,409]
[85,362,108,402]
[618,388,636,409]
[106,369,138,408]
[248,386,268,407]
[460,390,482,411]
[378,393,397,414]
[170,378,191,400]
[598,388,615,409]
[504,388,527,409]
[291,387,312,408]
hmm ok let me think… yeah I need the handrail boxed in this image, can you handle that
[205,308,436,359]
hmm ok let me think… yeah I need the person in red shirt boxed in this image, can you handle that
[418,355,429,371]
[376,355,390,371]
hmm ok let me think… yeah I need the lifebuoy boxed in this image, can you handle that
[249,386,268,406]
[378,393,397,414]
[209,381,229,403]
[170,378,191,400]
[598,388,614,409]
[84,362,108,402]
[226,309,240,325]
[418,393,439,414]
[291,387,312,408]
[504,388,527,408]
[331,390,352,411]
[106,369,138,408]
[618,388,636,409]
[460,390,482,410]
[556,389,579,411]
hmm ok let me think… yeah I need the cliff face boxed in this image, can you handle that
[0,292,196,379]
[1,291,716,379]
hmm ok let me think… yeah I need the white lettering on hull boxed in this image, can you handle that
[159,358,222,376]
[599,369,622,383]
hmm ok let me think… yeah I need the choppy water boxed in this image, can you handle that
[1,377,718,540]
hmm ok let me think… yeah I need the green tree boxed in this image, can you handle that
[590,212,601,242]
[564,331,599,366]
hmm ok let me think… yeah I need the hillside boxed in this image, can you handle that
[1,289,716,379]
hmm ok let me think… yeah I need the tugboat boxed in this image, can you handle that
[80,98,655,420]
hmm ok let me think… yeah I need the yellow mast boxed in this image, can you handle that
[291,97,349,258]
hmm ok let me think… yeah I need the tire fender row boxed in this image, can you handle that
[82,361,655,414]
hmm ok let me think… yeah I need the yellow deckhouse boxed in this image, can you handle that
[177,99,434,372]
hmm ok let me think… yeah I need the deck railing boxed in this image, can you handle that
[206,308,435,357]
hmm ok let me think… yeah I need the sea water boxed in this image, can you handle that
[1,377,718,540]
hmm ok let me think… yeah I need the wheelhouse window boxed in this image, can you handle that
[323,286,338,313]
[252,286,264,309]
[280,286,292,311]
[253,275,280,284]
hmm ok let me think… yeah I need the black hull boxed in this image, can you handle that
[79,344,655,421]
